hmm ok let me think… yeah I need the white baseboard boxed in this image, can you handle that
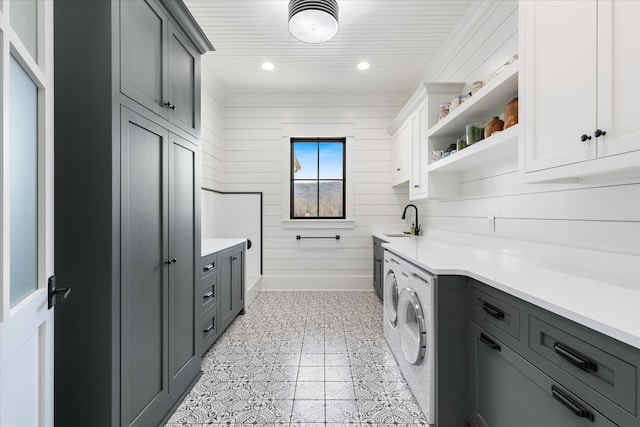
[261,275,374,292]
[245,275,262,308]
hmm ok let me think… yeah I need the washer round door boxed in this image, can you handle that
[384,270,399,327]
[397,288,427,365]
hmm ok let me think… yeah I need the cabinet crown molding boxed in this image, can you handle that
[388,82,465,135]
[159,0,215,53]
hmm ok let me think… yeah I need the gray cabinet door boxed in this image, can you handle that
[219,247,234,330]
[120,108,169,427]
[373,247,383,299]
[168,134,200,397]
[121,0,168,118]
[232,245,244,313]
[468,322,616,427]
[168,22,199,136]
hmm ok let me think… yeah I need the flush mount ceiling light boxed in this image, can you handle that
[288,0,339,44]
[357,61,370,70]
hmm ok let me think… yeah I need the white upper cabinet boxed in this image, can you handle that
[391,120,410,186]
[520,0,640,181]
[409,102,427,199]
[389,83,464,199]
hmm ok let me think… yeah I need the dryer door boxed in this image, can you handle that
[384,270,399,327]
[398,288,427,365]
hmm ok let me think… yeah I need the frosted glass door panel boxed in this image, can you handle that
[9,56,39,307]
[10,0,38,60]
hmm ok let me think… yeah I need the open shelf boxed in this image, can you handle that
[427,124,519,173]
[427,64,518,139]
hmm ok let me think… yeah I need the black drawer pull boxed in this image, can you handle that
[203,323,213,333]
[480,333,501,351]
[551,385,594,421]
[203,263,214,271]
[483,302,505,320]
[554,343,598,372]
[203,290,214,299]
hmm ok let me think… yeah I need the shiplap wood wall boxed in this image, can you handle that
[201,72,225,191]
[219,93,410,290]
[200,0,639,289]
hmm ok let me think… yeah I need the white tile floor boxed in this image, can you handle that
[165,291,429,426]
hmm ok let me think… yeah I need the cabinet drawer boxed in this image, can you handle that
[201,277,216,312]
[200,306,218,357]
[201,253,217,279]
[469,322,617,427]
[529,316,637,415]
[470,284,521,341]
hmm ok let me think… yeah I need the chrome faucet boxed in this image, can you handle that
[401,204,420,235]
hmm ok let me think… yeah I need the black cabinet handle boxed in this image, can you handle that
[554,343,598,372]
[594,129,606,138]
[580,134,592,142]
[414,185,420,188]
[203,290,214,299]
[203,263,214,271]
[551,385,594,421]
[483,302,505,320]
[171,258,177,264]
[480,333,501,351]
[396,168,401,171]
[164,101,176,111]
[232,256,238,261]
[375,259,382,263]
[203,323,213,333]
[164,259,173,264]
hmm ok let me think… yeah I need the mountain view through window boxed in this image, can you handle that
[291,139,345,219]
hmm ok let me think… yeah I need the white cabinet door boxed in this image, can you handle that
[521,0,598,173]
[1,1,55,426]
[410,104,427,200]
[391,121,410,186]
[596,0,640,158]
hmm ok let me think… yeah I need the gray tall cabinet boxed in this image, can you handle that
[53,1,213,426]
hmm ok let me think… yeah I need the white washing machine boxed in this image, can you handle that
[383,250,436,425]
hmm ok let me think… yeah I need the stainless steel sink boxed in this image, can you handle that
[383,233,413,238]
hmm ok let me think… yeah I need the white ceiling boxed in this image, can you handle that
[184,0,476,95]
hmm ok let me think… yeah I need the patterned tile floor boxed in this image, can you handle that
[165,292,429,426]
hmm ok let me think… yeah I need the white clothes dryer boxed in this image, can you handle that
[383,250,436,425]
[383,251,408,354]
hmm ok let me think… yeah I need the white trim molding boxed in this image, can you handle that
[281,121,356,226]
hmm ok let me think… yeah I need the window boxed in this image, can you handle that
[290,138,345,219]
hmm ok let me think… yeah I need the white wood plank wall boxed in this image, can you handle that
[221,93,410,290]
[201,71,226,191]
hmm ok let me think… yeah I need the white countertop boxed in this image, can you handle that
[373,232,640,350]
[202,238,246,257]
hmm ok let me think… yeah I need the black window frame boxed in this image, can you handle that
[290,137,346,220]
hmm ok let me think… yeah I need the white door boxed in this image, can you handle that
[0,1,55,426]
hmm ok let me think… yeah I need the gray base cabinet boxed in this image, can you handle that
[200,243,245,356]
[372,237,385,299]
[53,1,212,426]
[469,322,616,427]
[468,280,640,427]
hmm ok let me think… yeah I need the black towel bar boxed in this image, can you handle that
[296,235,340,240]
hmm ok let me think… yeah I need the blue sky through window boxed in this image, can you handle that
[293,142,343,179]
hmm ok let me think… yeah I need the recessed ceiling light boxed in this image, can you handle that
[357,62,370,70]
[262,62,274,71]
